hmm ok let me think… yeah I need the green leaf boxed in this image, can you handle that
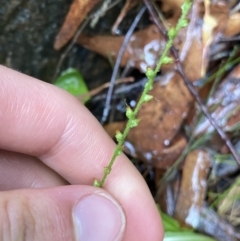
[164,232,216,241]
[157,206,192,232]
[161,211,183,232]
[157,206,216,241]
[54,68,90,103]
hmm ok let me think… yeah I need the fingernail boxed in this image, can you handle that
[73,192,126,241]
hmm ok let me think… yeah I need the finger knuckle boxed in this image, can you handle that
[0,194,36,241]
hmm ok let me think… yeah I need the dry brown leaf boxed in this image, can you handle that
[104,121,126,139]
[74,5,202,168]
[159,0,185,21]
[124,133,187,168]
[174,150,211,227]
[77,24,168,72]
[201,0,229,76]
[126,72,192,167]
[76,1,205,74]
[124,20,203,167]
[224,12,240,36]
[54,0,100,50]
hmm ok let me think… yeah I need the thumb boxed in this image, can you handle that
[0,186,126,241]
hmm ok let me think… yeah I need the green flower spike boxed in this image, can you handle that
[94,0,193,188]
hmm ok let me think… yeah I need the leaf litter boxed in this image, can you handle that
[54,0,240,240]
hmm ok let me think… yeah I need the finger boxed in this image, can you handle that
[0,185,126,241]
[0,65,163,241]
[0,150,68,190]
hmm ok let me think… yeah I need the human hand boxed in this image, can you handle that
[0,65,163,241]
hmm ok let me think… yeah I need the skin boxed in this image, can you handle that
[0,65,163,241]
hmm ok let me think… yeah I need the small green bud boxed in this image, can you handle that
[116,149,122,156]
[144,82,153,91]
[180,19,189,28]
[146,67,155,80]
[115,130,123,142]
[104,167,111,174]
[162,56,174,64]
[128,118,140,128]
[181,1,192,15]
[168,28,176,39]
[126,106,134,119]
[93,179,101,187]
[143,94,153,102]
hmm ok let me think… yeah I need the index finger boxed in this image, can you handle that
[0,65,163,241]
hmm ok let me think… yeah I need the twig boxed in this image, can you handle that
[91,0,123,28]
[91,77,147,101]
[77,77,134,102]
[101,5,146,124]
[220,36,240,42]
[143,0,240,164]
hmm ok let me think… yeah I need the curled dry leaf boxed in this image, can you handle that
[77,14,196,73]
[55,0,141,50]
[54,0,185,50]
[174,150,211,227]
[54,0,100,50]
[77,24,169,72]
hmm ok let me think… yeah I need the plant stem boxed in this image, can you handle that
[94,0,193,188]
